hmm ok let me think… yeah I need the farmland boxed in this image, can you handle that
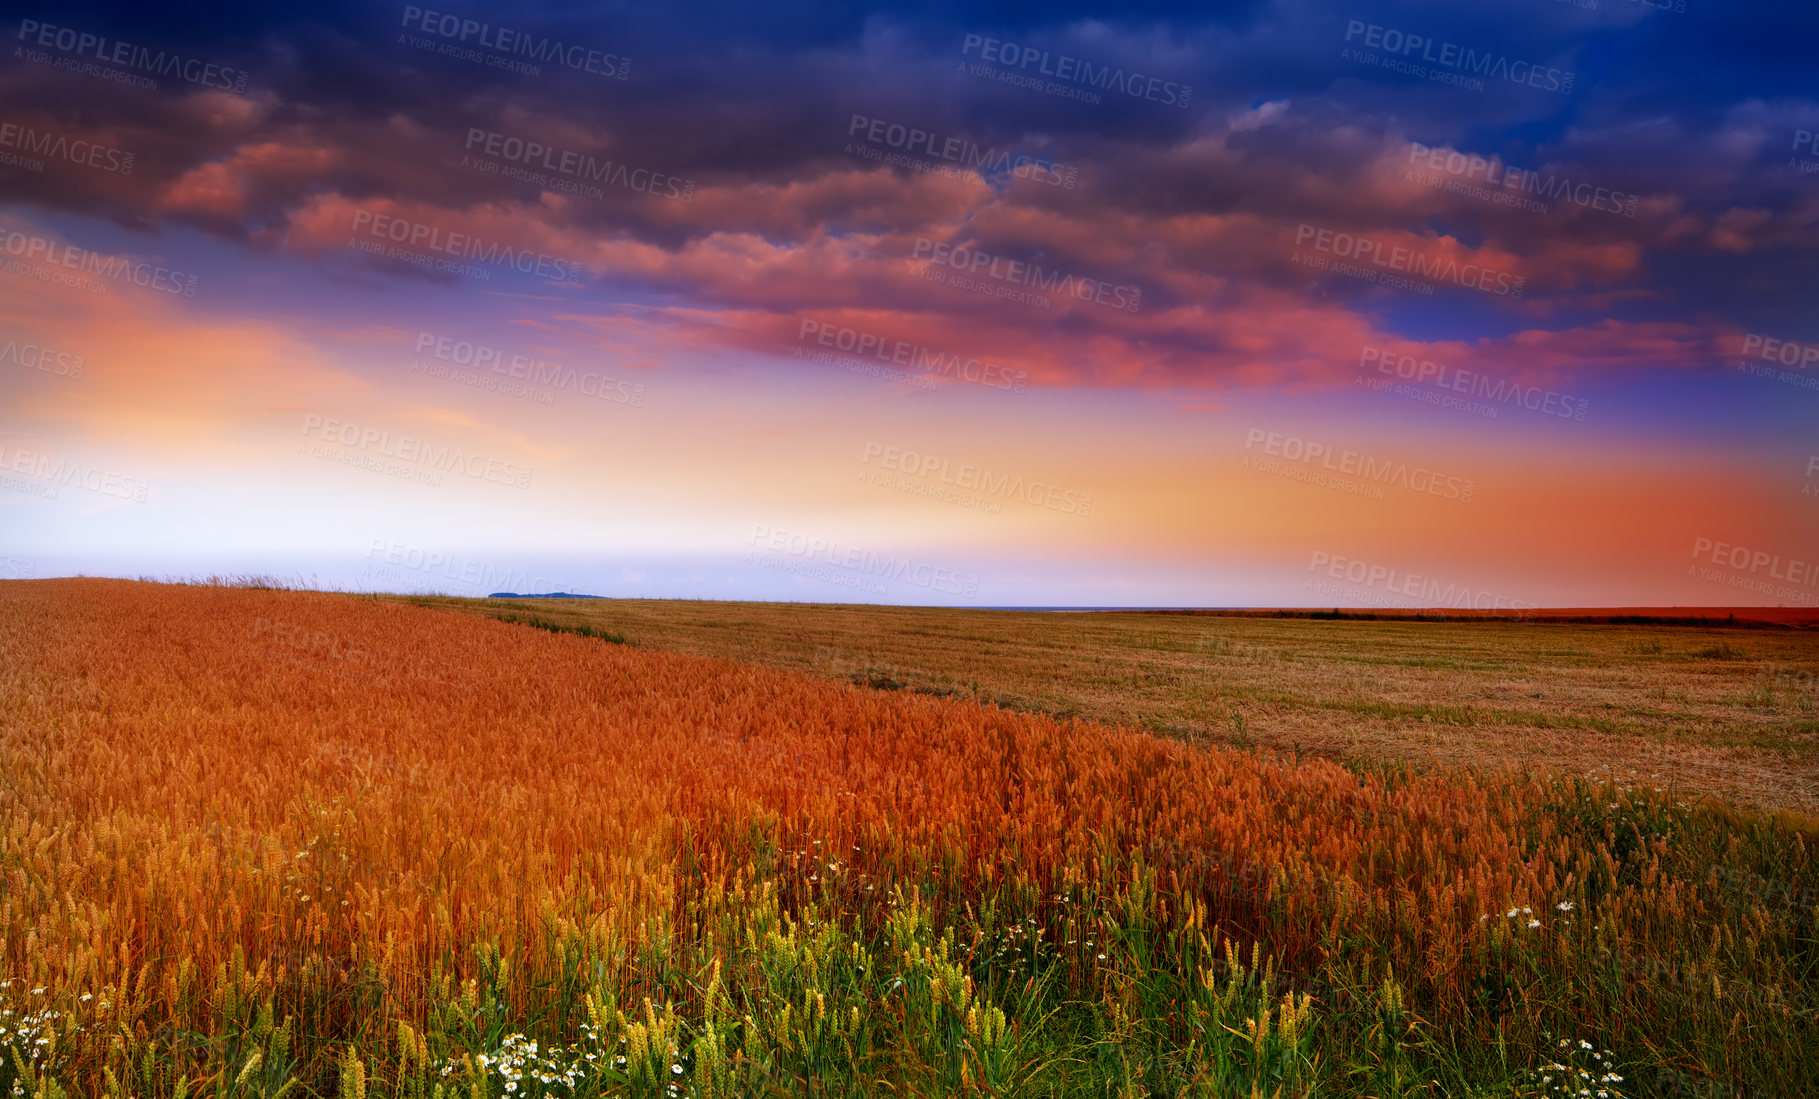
[1,579,1815,1097]
[402,596,1819,817]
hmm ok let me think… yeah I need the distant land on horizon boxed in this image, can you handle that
[1123,606,1819,627]
[464,591,1819,627]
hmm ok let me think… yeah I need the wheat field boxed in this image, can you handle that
[0,579,1814,1097]
[400,596,1819,817]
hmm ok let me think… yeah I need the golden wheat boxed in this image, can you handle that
[0,580,1811,1096]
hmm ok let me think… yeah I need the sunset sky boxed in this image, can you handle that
[2,0,1816,606]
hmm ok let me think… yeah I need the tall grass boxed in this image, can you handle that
[0,580,1811,1097]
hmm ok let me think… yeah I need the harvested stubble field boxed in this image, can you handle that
[400,597,1819,817]
[2,579,1816,1099]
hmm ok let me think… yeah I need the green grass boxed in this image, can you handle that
[29,772,1813,1098]
[494,612,634,646]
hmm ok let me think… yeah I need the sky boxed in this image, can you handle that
[1,0,1816,607]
